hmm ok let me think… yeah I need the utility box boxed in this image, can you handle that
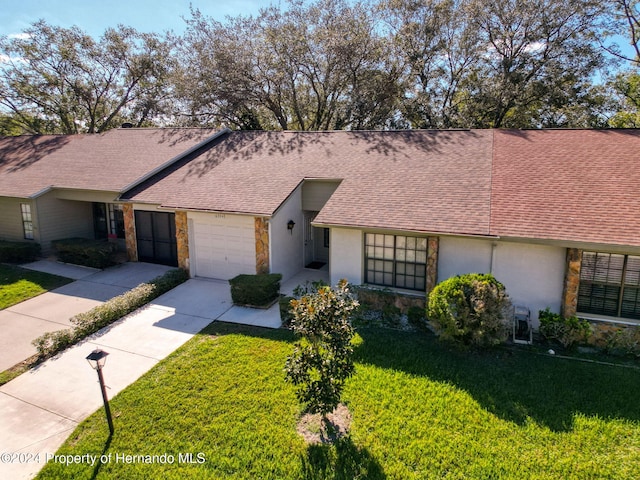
[512,305,532,345]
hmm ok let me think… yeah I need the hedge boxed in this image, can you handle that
[52,238,118,269]
[229,273,283,307]
[32,268,189,359]
[0,240,41,263]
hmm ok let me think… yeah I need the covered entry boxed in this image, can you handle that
[134,211,178,266]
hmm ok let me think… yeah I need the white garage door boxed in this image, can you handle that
[191,213,256,280]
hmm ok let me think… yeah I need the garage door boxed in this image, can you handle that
[191,213,256,280]
[135,211,178,267]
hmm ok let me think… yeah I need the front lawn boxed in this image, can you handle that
[37,323,640,479]
[0,264,72,310]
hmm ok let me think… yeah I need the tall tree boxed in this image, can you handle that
[173,0,402,130]
[0,21,172,134]
[385,0,607,128]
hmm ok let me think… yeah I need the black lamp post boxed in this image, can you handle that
[86,349,114,435]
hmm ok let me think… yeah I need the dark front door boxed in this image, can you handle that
[134,211,178,266]
[93,203,108,240]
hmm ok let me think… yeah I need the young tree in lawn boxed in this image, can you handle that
[285,279,358,419]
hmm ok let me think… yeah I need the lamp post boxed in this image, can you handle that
[86,349,114,435]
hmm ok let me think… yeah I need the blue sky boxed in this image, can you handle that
[0,0,279,38]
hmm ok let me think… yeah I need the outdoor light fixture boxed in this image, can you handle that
[86,348,114,435]
[287,220,295,234]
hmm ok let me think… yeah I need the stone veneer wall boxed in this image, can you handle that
[255,217,269,274]
[175,211,190,271]
[426,236,439,295]
[561,248,582,318]
[123,203,138,262]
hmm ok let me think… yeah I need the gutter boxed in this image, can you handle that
[118,127,232,196]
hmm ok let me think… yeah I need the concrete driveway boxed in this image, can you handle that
[0,276,236,480]
[0,261,173,372]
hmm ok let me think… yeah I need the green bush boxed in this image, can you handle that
[427,273,511,348]
[229,273,282,307]
[407,305,428,330]
[33,268,189,359]
[538,308,592,349]
[603,326,640,357]
[0,240,41,263]
[52,238,117,269]
[279,295,296,328]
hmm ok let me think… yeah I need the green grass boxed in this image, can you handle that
[0,264,72,310]
[36,323,640,480]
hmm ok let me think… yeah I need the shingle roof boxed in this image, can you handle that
[490,129,640,247]
[124,130,495,236]
[0,128,220,198]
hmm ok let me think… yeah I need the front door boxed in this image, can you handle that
[134,211,178,266]
[303,211,317,268]
[93,203,108,240]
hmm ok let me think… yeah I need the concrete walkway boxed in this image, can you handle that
[0,265,329,479]
[0,261,173,372]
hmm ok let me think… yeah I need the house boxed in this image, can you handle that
[0,127,224,259]
[1,127,639,328]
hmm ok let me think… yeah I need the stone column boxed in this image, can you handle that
[426,236,439,295]
[561,248,582,318]
[175,211,190,272]
[123,203,138,262]
[255,217,270,274]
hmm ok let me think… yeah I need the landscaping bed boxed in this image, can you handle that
[36,323,640,480]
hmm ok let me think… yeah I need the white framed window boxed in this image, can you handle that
[20,203,34,240]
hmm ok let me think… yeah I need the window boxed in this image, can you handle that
[578,252,640,320]
[364,233,427,291]
[20,203,34,240]
[108,204,125,239]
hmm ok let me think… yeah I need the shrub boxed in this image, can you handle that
[52,238,117,269]
[279,295,296,327]
[603,326,640,357]
[285,279,358,417]
[427,273,511,348]
[0,240,41,263]
[538,308,592,349]
[229,273,283,307]
[33,268,189,359]
[407,305,428,330]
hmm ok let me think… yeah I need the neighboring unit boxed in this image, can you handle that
[1,128,639,328]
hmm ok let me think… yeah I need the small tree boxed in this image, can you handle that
[285,279,358,417]
[428,273,511,348]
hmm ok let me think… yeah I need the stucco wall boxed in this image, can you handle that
[491,242,565,325]
[0,197,30,243]
[330,227,363,286]
[438,236,565,326]
[270,185,304,280]
[438,236,493,280]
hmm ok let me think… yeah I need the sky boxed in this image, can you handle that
[0,0,279,38]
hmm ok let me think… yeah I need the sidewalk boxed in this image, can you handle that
[0,261,172,372]
[0,278,233,480]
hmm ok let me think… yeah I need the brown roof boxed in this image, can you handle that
[0,128,220,198]
[490,129,640,247]
[124,130,495,236]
